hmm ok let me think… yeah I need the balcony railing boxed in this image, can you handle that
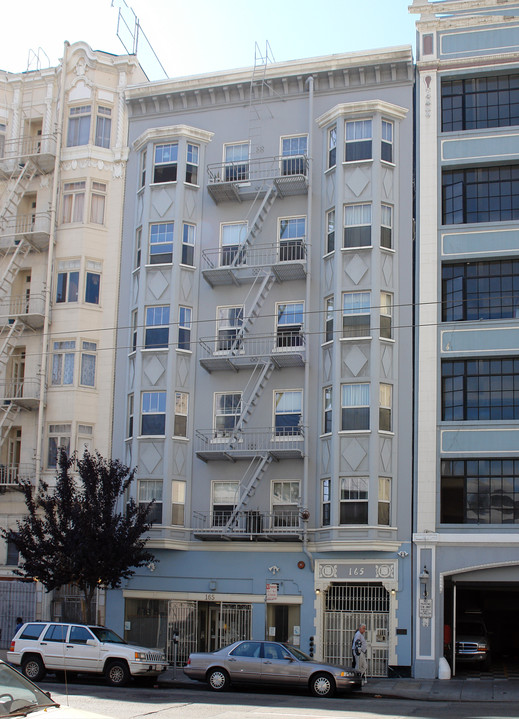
[192,509,303,540]
[0,212,51,251]
[199,333,305,371]
[201,240,307,271]
[207,155,309,202]
[0,134,57,174]
[0,463,36,486]
[195,426,305,461]
[0,378,41,408]
[0,294,46,329]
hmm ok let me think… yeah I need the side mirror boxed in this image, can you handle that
[86,639,96,646]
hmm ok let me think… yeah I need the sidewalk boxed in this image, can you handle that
[156,665,519,702]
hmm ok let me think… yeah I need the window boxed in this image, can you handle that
[56,261,80,303]
[274,390,302,436]
[441,74,519,132]
[322,479,331,526]
[138,479,163,524]
[149,223,173,264]
[172,480,186,526]
[70,626,95,645]
[174,391,188,437]
[67,105,91,147]
[326,209,335,253]
[441,458,519,524]
[127,394,134,438]
[345,119,372,162]
[224,142,249,181]
[344,203,372,248]
[340,477,368,523]
[328,126,337,169]
[221,222,247,266]
[51,341,75,385]
[141,391,166,435]
[6,537,19,565]
[186,143,199,184]
[378,477,391,525]
[380,292,392,339]
[279,217,305,261]
[47,424,71,468]
[442,259,519,322]
[85,262,101,304]
[0,123,5,158]
[442,166,519,225]
[379,383,392,431]
[90,182,106,224]
[182,223,195,266]
[77,424,93,454]
[95,106,111,148]
[217,306,243,352]
[135,227,142,269]
[153,143,178,183]
[276,302,303,348]
[442,358,519,421]
[325,296,334,342]
[341,383,370,431]
[44,624,67,643]
[212,481,238,526]
[381,204,393,249]
[381,120,393,162]
[140,149,147,189]
[80,341,96,387]
[272,480,300,527]
[131,310,138,353]
[281,135,307,176]
[323,386,332,434]
[145,306,170,349]
[214,393,242,437]
[178,306,192,350]
[62,181,85,223]
[342,291,371,338]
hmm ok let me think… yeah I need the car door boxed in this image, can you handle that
[225,641,263,683]
[65,625,101,673]
[38,624,68,670]
[261,642,301,685]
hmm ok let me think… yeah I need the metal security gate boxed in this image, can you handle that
[167,600,251,666]
[323,583,389,677]
[0,579,36,649]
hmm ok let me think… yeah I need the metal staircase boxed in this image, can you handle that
[232,184,278,268]
[231,359,275,437]
[0,161,38,227]
[225,453,274,528]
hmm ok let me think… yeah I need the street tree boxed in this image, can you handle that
[1,449,155,623]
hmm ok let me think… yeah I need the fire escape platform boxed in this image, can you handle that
[195,431,305,462]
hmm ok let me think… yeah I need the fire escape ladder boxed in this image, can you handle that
[233,359,274,435]
[225,453,274,527]
[234,271,275,348]
[0,320,25,374]
[0,241,31,304]
[233,184,278,267]
[0,160,38,227]
[0,402,22,446]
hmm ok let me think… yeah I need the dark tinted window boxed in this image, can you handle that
[43,624,67,642]
[70,626,95,644]
[20,624,45,640]
[230,641,262,658]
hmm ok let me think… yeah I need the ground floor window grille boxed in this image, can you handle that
[323,583,389,677]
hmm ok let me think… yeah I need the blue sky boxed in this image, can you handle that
[2,0,417,80]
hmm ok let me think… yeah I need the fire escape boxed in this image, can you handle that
[0,129,56,487]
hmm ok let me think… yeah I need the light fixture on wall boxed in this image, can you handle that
[419,565,430,598]
[315,588,321,595]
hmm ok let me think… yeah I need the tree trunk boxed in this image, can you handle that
[81,586,98,624]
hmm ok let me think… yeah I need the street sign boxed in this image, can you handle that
[266,583,278,601]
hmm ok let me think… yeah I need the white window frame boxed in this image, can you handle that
[273,389,302,438]
[271,479,300,528]
[90,181,106,225]
[211,480,239,526]
[47,424,71,468]
[62,181,86,223]
[153,142,178,183]
[51,340,75,386]
[79,341,97,387]
[322,478,331,527]
[344,203,372,248]
[278,216,306,262]
[325,296,334,343]
[220,222,247,267]
[178,306,192,351]
[378,476,391,525]
[174,391,188,438]
[181,223,195,266]
[95,106,112,149]
[342,291,371,339]
[56,260,80,303]
[381,119,394,163]
[341,383,370,431]
[141,391,166,436]
[340,477,369,524]
[224,142,249,182]
[276,301,304,350]
[149,222,174,265]
[138,479,163,525]
[280,134,308,176]
[328,126,337,169]
[67,105,91,147]
[172,480,186,526]
[380,292,393,339]
[379,383,392,432]
[381,204,393,249]
[345,119,372,162]
[144,305,170,350]
[326,208,335,254]
[214,392,242,438]
[186,143,199,184]
[216,305,244,353]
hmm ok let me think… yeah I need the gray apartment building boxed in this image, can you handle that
[413,0,519,678]
[108,46,414,676]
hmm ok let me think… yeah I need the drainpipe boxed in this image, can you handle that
[302,75,314,571]
[35,42,68,482]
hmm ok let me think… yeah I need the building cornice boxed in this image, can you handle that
[133,124,214,151]
[410,0,519,16]
[317,100,409,128]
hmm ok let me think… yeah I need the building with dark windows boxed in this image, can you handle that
[412,0,519,679]
[109,47,414,676]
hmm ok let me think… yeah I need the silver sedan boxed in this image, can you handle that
[184,640,362,697]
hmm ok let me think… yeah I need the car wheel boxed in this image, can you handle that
[105,660,131,687]
[22,656,46,682]
[207,667,230,691]
[310,672,336,698]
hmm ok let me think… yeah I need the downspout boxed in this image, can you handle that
[35,41,68,482]
[302,75,314,571]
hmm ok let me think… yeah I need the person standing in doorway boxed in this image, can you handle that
[351,623,368,682]
[15,617,23,634]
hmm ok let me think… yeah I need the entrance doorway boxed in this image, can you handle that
[265,604,301,645]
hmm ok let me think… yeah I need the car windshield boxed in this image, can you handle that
[282,644,312,661]
[0,662,57,717]
[88,627,127,644]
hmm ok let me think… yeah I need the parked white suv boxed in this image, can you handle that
[8,622,168,686]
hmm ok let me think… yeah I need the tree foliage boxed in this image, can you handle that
[1,450,155,623]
